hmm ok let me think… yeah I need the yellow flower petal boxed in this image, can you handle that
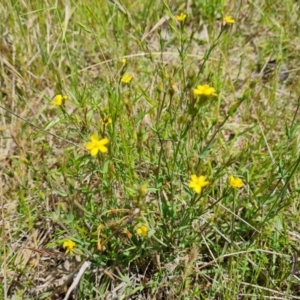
[121,74,133,83]
[90,147,99,156]
[223,16,235,24]
[188,175,209,194]
[86,135,109,156]
[90,134,99,143]
[190,174,197,182]
[229,176,243,188]
[102,117,112,126]
[63,240,76,254]
[85,142,94,150]
[195,185,201,194]
[98,146,108,153]
[99,138,109,146]
[176,13,187,21]
[50,94,68,106]
[193,84,217,97]
[136,224,149,237]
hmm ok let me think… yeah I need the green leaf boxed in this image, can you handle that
[228,102,241,117]
[77,22,92,33]
[102,160,110,174]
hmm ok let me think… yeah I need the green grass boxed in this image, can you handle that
[2,0,300,299]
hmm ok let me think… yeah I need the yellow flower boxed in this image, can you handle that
[51,94,67,106]
[101,116,112,126]
[86,135,109,156]
[121,58,127,64]
[188,175,209,194]
[136,224,148,237]
[223,16,235,24]
[229,176,243,188]
[63,240,76,254]
[121,74,133,83]
[176,13,187,21]
[139,183,148,197]
[193,84,217,97]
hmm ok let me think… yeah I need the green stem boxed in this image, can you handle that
[231,188,236,243]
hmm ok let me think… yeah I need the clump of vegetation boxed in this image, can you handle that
[1,1,300,299]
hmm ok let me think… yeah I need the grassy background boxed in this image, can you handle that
[2,0,300,299]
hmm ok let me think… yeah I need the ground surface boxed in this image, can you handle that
[1,1,300,299]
